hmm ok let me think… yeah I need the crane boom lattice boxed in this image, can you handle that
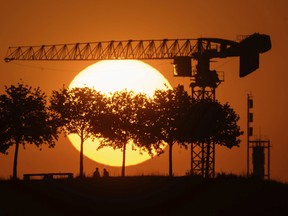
[4,39,200,62]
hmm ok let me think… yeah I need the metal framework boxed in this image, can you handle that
[4,39,200,62]
[248,140,271,179]
[247,94,271,179]
[4,33,271,178]
[189,75,224,178]
[190,86,216,178]
[191,142,216,178]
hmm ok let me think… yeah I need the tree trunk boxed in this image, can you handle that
[168,142,173,177]
[122,143,126,177]
[79,135,84,178]
[190,144,193,175]
[13,141,20,180]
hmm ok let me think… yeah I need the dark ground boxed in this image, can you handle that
[0,175,287,216]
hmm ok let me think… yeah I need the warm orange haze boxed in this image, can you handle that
[1,1,288,183]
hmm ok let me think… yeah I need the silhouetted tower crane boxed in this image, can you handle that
[4,33,271,178]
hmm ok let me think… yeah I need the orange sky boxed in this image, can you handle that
[1,0,288,182]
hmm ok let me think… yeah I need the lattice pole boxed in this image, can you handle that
[190,85,216,178]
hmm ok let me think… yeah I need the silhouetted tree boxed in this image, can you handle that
[0,133,10,155]
[97,90,139,177]
[185,99,243,177]
[186,100,223,143]
[0,105,11,155]
[0,82,58,179]
[50,87,105,178]
[151,86,191,177]
[0,142,9,155]
[132,93,166,156]
[213,103,243,148]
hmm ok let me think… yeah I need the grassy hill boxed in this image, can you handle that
[0,175,287,215]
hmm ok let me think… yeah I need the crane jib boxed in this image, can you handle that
[4,33,271,78]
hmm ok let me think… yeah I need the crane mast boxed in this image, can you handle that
[4,33,271,178]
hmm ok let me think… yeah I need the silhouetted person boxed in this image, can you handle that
[93,167,100,178]
[103,168,109,177]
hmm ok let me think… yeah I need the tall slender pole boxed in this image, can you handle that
[268,140,270,180]
[247,94,250,177]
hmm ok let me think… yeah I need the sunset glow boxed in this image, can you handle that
[2,0,288,183]
[69,60,171,97]
[68,60,171,166]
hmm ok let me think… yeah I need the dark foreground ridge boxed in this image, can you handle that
[1,175,287,216]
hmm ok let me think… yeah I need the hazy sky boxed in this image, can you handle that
[1,0,288,182]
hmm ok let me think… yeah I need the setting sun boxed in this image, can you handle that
[68,60,171,166]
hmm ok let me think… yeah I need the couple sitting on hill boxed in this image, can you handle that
[93,167,109,178]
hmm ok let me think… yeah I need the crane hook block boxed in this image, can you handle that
[239,33,271,77]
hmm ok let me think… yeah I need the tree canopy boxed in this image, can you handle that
[48,86,244,178]
[184,99,243,147]
[0,82,58,179]
[0,103,11,155]
[148,86,191,176]
[50,86,106,178]
[95,90,151,177]
[1,82,243,179]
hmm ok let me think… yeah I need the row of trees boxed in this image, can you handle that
[0,82,243,179]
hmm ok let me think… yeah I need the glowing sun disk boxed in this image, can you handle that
[68,60,171,167]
